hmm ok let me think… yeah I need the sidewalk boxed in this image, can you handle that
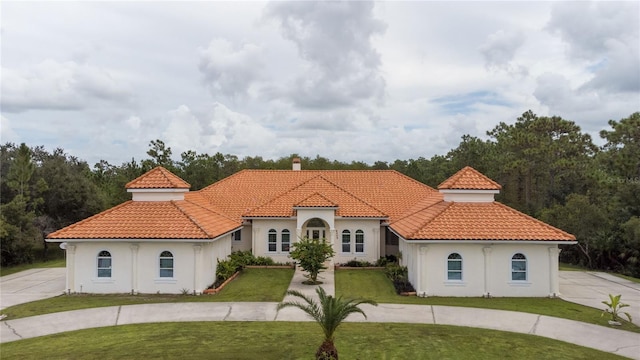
[2,268,640,359]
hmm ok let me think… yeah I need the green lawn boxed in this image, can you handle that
[1,268,293,320]
[335,269,640,333]
[0,322,625,360]
[0,258,65,277]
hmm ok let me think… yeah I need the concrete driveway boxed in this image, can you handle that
[0,268,66,311]
[560,271,640,325]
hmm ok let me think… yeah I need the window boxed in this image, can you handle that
[511,253,527,281]
[281,229,291,252]
[342,230,351,253]
[97,251,112,278]
[355,230,364,253]
[447,253,462,280]
[232,230,242,241]
[159,251,174,278]
[268,229,277,252]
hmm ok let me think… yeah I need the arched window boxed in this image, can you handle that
[159,251,174,278]
[447,253,462,280]
[341,230,351,253]
[355,230,364,253]
[281,229,291,252]
[97,250,112,278]
[268,229,277,252]
[511,253,527,281]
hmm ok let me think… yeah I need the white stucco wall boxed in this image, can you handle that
[65,236,232,294]
[250,217,381,263]
[400,240,561,297]
[231,225,252,252]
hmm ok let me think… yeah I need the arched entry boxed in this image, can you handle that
[304,218,327,240]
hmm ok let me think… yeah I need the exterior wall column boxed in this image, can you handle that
[548,246,561,297]
[130,244,139,294]
[373,226,380,260]
[66,244,76,294]
[483,246,493,297]
[193,245,202,294]
[418,245,429,297]
[252,227,258,255]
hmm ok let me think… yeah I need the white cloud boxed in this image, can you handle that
[479,30,527,75]
[1,59,133,113]
[265,0,386,108]
[198,38,265,98]
[0,115,20,144]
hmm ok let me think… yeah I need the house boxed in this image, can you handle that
[46,160,576,296]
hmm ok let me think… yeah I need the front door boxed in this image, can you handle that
[306,227,326,240]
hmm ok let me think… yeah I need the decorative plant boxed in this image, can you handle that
[601,294,633,323]
[289,236,335,284]
[277,287,377,360]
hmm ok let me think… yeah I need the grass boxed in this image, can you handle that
[0,268,293,320]
[0,246,66,276]
[0,322,625,360]
[335,269,640,333]
[560,262,640,283]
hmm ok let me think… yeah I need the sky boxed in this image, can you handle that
[1,1,639,167]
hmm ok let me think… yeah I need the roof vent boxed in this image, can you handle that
[293,157,301,171]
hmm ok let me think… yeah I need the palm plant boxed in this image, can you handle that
[602,293,633,324]
[277,287,377,360]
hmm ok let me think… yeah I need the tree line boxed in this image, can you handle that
[1,111,639,276]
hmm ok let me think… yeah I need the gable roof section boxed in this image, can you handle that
[126,166,190,189]
[198,170,436,221]
[296,193,338,208]
[437,166,501,190]
[391,201,575,241]
[244,175,386,217]
[47,198,239,240]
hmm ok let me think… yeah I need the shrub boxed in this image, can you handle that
[385,263,415,294]
[215,258,241,287]
[343,259,374,267]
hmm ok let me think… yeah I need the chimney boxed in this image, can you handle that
[292,157,301,171]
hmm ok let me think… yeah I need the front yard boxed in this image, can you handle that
[0,268,293,320]
[335,269,640,333]
[0,322,626,360]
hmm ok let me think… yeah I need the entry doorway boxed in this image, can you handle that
[306,228,326,240]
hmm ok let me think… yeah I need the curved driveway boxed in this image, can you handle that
[1,268,639,359]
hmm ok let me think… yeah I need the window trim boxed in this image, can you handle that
[159,250,174,278]
[510,252,528,282]
[267,229,277,253]
[446,252,463,281]
[97,250,112,278]
[355,229,364,253]
[281,229,291,253]
[341,230,351,253]
[232,229,242,242]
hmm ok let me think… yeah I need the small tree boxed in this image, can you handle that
[277,287,377,360]
[289,236,335,284]
[602,294,633,324]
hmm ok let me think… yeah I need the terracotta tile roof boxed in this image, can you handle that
[244,175,386,217]
[437,166,501,190]
[296,193,338,208]
[198,170,436,220]
[392,201,575,241]
[126,166,190,189]
[47,198,239,239]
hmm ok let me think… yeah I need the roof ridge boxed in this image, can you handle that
[296,192,337,207]
[183,195,239,223]
[406,201,452,239]
[170,201,213,238]
[125,166,190,189]
[241,173,324,215]
[316,175,388,216]
[493,202,576,240]
[437,166,501,190]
